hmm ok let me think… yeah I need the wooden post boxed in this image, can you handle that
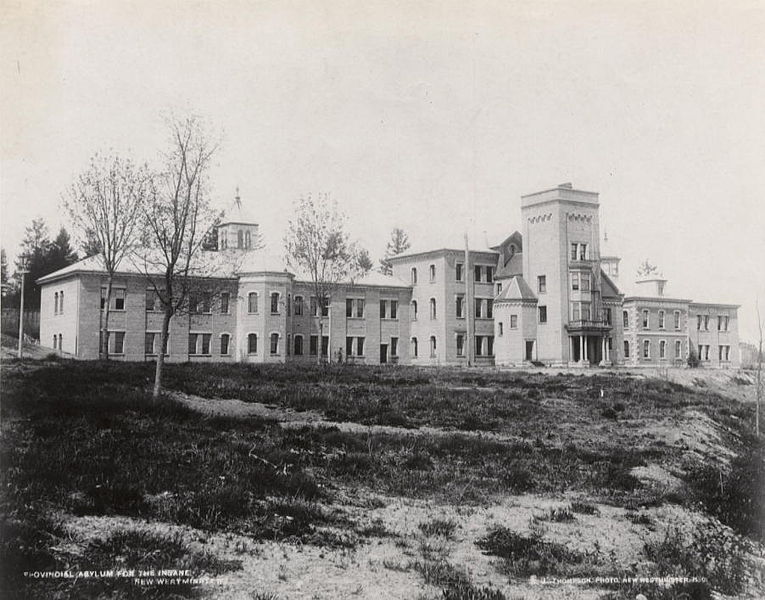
[17,270,26,359]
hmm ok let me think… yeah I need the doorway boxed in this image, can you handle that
[525,341,534,361]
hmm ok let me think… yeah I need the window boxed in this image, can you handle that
[411,267,417,284]
[456,334,465,357]
[58,334,62,350]
[721,345,730,361]
[220,292,230,314]
[391,337,398,357]
[245,231,251,249]
[579,243,588,260]
[570,242,588,261]
[642,309,649,329]
[321,336,329,357]
[703,345,710,361]
[248,292,258,313]
[571,243,578,261]
[429,298,437,320]
[201,293,212,314]
[538,306,547,323]
[220,333,231,355]
[111,331,125,355]
[604,307,612,325]
[309,335,318,356]
[248,333,258,354]
[291,335,301,356]
[580,273,590,292]
[429,336,437,357]
[145,332,156,355]
[346,336,353,356]
[456,263,463,281]
[294,296,303,316]
[390,301,397,319]
[310,296,318,316]
[270,292,280,314]
[675,340,682,359]
[429,264,436,282]
[496,282,502,295]
[287,294,291,316]
[487,336,494,356]
[346,336,364,356]
[346,298,364,318]
[411,337,418,357]
[379,299,386,319]
[624,340,630,358]
[456,295,465,318]
[722,316,729,331]
[475,298,482,318]
[674,310,680,330]
[474,265,482,282]
[54,292,58,314]
[499,322,504,336]
[201,333,211,355]
[643,340,650,359]
[270,333,279,355]
[356,298,364,318]
[53,334,57,349]
[486,267,493,282]
[581,302,591,321]
[487,299,493,319]
[623,310,629,328]
[572,273,580,291]
[411,300,418,320]
[659,340,666,359]
[510,314,518,329]
[346,298,353,318]
[188,333,198,355]
[658,310,665,329]
[537,275,546,294]
[475,335,483,356]
[114,289,125,311]
[703,315,709,331]
[59,291,64,313]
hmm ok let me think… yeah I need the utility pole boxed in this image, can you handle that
[17,267,29,359]
[757,300,762,437]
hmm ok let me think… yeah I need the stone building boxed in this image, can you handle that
[39,183,740,368]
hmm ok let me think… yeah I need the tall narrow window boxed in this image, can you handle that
[456,334,464,357]
[390,337,398,357]
[59,291,64,313]
[188,333,199,355]
[346,298,354,318]
[456,295,464,318]
[580,273,590,291]
[697,315,702,330]
[572,273,580,291]
[675,340,681,359]
[411,267,417,284]
[346,336,354,356]
[287,294,291,316]
[270,292,279,314]
[487,299,493,319]
[54,292,59,314]
[510,315,517,329]
[430,298,437,320]
[411,300,418,320]
[309,335,318,356]
[499,322,504,335]
[674,310,680,329]
[245,231,251,249]
[579,244,588,260]
[703,315,709,331]
[220,292,230,314]
[475,335,483,356]
[486,267,493,282]
[456,263,463,281]
[379,299,386,319]
[112,331,125,355]
[294,296,303,316]
[537,275,546,294]
[237,230,243,248]
[248,292,258,313]
[321,335,329,357]
[145,332,156,355]
[357,337,365,356]
[220,333,230,355]
[642,309,649,329]
[294,335,303,356]
[659,340,666,359]
[643,340,650,358]
[429,264,436,281]
[270,333,279,355]
[624,340,630,358]
[487,336,494,356]
[201,333,211,355]
[623,310,629,328]
[248,333,258,354]
[475,298,483,318]
[429,336,437,357]
[571,243,578,261]
[390,300,397,319]
[411,337,418,358]
[356,298,364,318]
[658,310,665,329]
[310,296,318,316]
[538,306,547,323]
[114,289,125,310]
[474,265,482,282]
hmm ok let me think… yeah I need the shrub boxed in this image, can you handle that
[441,582,506,600]
[570,501,599,515]
[419,518,457,539]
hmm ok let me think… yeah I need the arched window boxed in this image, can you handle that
[248,333,258,354]
[60,291,64,313]
[270,292,280,314]
[411,267,417,284]
[270,333,279,355]
[623,340,630,358]
[429,336,437,357]
[248,292,258,313]
[411,337,418,358]
[429,298,436,320]
[659,340,666,359]
[294,335,303,356]
[411,300,417,320]
[220,333,231,355]
[429,264,436,281]
[53,335,57,349]
[643,339,650,358]
[294,296,303,316]
[54,292,59,314]
[58,334,62,351]
[675,340,682,359]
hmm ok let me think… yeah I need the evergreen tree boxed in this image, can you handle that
[0,247,11,301]
[379,227,410,275]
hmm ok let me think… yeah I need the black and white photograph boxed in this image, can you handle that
[1,1,764,598]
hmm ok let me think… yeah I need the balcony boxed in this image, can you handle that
[565,319,611,333]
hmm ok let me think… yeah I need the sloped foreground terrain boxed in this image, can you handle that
[1,359,763,599]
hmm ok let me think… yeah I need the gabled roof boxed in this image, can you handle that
[492,231,524,279]
[495,275,537,303]
[599,270,623,299]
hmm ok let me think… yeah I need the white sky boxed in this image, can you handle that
[2,0,764,341]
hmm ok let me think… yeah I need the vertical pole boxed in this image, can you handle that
[464,233,473,367]
[17,271,25,359]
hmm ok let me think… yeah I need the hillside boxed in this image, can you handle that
[1,360,763,599]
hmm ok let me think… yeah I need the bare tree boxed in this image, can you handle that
[379,227,410,275]
[284,193,355,364]
[65,154,150,358]
[135,115,221,399]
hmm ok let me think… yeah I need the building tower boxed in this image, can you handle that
[521,182,609,365]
